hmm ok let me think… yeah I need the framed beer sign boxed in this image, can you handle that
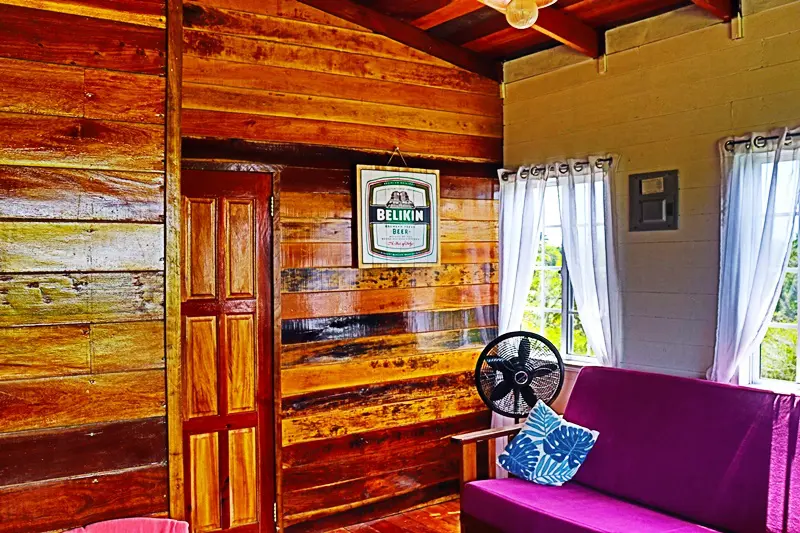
[356,165,440,268]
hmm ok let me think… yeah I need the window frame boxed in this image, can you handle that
[746,162,800,391]
[524,182,595,365]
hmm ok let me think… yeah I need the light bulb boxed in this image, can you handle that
[506,0,539,29]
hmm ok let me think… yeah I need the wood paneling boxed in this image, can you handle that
[0,272,164,327]
[177,0,503,529]
[0,417,166,486]
[281,264,497,293]
[0,112,165,171]
[0,166,164,222]
[0,325,90,380]
[0,370,165,434]
[274,161,497,529]
[0,465,168,533]
[91,321,165,372]
[0,0,168,529]
[181,0,501,163]
[183,56,501,117]
[0,4,165,74]
[0,222,164,273]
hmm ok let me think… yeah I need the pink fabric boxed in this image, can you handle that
[463,367,800,532]
[563,367,799,533]
[82,518,188,533]
[463,479,719,533]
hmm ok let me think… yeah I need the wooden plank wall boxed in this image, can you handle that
[279,167,498,531]
[0,1,168,531]
[180,0,503,529]
[180,0,502,162]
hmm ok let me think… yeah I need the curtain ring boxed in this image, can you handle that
[745,141,752,150]
[532,166,542,177]
[500,172,510,181]
[573,162,584,172]
[519,167,530,180]
[559,163,570,174]
[786,133,794,146]
[724,140,735,153]
[595,159,605,169]
[753,136,767,149]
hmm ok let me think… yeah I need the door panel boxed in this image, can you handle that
[229,427,259,527]
[181,170,274,533]
[190,432,221,532]
[226,314,256,414]
[225,199,256,299]
[184,198,217,300]
[186,316,219,418]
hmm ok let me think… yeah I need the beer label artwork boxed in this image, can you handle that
[357,165,440,268]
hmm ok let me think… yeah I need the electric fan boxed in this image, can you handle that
[475,331,565,421]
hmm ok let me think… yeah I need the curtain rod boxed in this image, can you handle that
[724,128,800,152]
[500,157,614,181]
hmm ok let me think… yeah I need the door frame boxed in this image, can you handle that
[166,161,284,531]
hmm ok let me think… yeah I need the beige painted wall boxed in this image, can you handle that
[503,0,800,378]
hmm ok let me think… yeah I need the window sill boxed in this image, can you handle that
[747,379,800,394]
[563,358,598,371]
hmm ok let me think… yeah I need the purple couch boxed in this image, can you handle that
[460,367,800,533]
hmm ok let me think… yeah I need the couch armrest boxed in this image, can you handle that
[451,423,524,489]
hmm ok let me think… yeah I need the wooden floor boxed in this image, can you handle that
[332,499,461,532]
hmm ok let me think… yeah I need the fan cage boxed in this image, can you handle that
[475,331,565,420]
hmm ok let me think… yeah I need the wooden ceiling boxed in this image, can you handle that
[301,0,735,81]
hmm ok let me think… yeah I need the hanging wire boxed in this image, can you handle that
[386,146,408,167]
[500,157,613,181]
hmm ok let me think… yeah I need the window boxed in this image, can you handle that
[751,161,800,389]
[522,184,594,363]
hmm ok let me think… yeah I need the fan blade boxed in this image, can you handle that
[485,355,510,373]
[517,337,532,364]
[514,388,521,415]
[521,387,538,407]
[531,363,559,378]
[490,380,513,402]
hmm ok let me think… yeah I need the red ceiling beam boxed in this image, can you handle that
[691,0,734,20]
[411,0,484,30]
[298,0,501,81]
[532,7,601,58]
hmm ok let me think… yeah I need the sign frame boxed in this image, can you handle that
[356,165,441,269]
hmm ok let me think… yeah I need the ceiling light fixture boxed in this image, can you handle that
[479,0,558,30]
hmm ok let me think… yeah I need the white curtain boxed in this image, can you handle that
[556,157,623,368]
[709,129,800,383]
[493,166,548,474]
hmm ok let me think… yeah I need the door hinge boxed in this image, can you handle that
[273,501,278,524]
[270,195,275,217]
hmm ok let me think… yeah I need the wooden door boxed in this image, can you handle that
[181,170,275,533]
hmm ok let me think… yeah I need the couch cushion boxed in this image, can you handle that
[462,479,720,533]
[563,367,791,533]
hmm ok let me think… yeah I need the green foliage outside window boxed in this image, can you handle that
[760,237,798,382]
[522,240,592,357]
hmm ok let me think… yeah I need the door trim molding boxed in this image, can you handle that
[271,169,284,532]
[165,0,184,520]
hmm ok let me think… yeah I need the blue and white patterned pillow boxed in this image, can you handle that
[498,400,599,486]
